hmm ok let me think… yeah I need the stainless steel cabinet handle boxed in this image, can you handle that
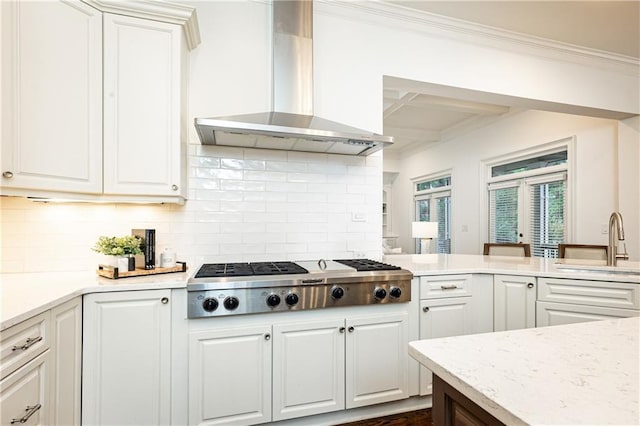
[12,336,42,352]
[11,404,41,424]
[339,327,346,333]
[527,283,534,289]
[171,184,178,191]
[423,306,430,312]
[3,171,14,178]
[348,326,354,333]
[161,297,169,304]
[440,284,458,290]
[264,334,271,341]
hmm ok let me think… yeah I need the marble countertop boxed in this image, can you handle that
[409,317,640,425]
[2,254,638,331]
[383,253,640,283]
[1,270,189,331]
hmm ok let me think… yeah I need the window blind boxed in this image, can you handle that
[489,186,519,243]
[529,179,565,257]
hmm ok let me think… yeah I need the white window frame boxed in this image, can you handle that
[412,170,452,254]
[481,137,576,252]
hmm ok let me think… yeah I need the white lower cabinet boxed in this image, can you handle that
[494,274,537,331]
[82,289,172,426]
[537,301,640,326]
[345,313,409,409]
[1,297,81,426]
[188,311,409,425]
[189,325,272,426]
[0,351,51,426]
[536,277,640,327]
[273,319,344,421]
[417,274,494,395]
[418,297,472,395]
[50,298,82,425]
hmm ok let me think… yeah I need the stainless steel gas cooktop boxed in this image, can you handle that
[187,259,412,318]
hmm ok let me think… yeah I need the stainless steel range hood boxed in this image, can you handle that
[194,1,393,156]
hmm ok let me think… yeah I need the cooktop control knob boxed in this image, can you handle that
[285,293,299,306]
[266,294,281,307]
[331,286,345,300]
[374,287,387,301]
[389,287,402,299]
[202,297,219,312]
[223,296,240,310]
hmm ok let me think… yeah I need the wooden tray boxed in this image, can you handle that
[97,261,187,279]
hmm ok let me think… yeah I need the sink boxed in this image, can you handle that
[555,262,640,276]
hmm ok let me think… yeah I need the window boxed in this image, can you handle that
[487,149,567,258]
[414,175,451,253]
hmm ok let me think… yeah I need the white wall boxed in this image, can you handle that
[386,110,636,257]
[618,116,640,259]
[312,2,639,135]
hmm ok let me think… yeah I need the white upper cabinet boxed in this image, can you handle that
[1,0,103,194]
[103,13,185,198]
[1,0,199,203]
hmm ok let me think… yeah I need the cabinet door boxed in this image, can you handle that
[1,0,102,194]
[0,351,50,426]
[272,319,345,421]
[103,13,184,197]
[536,301,640,327]
[189,325,271,426]
[50,297,81,426]
[494,275,536,331]
[419,297,472,395]
[345,313,409,408]
[82,290,172,426]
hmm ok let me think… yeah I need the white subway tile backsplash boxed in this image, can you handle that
[1,147,382,273]
[244,148,288,161]
[220,180,266,192]
[220,201,266,213]
[244,170,287,182]
[265,181,308,193]
[287,173,327,183]
[193,168,244,180]
[243,212,288,223]
[266,161,307,173]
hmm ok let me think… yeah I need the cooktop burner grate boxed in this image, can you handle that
[333,259,401,271]
[250,261,308,275]
[194,261,308,278]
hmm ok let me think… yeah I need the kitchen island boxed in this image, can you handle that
[409,317,640,425]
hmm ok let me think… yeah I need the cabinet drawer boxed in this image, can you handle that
[1,312,50,380]
[0,350,50,426]
[419,275,472,299]
[538,278,640,310]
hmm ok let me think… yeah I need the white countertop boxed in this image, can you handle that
[2,254,638,331]
[409,317,640,425]
[1,270,189,331]
[383,253,640,283]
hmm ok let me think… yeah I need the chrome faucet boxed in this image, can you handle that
[608,212,629,266]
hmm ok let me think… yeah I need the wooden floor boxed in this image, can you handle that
[336,408,433,426]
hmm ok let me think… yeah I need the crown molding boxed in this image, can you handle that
[315,0,639,76]
[81,0,201,50]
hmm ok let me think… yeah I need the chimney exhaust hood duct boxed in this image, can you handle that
[194,1,393,156]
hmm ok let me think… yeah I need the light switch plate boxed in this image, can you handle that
[351,212,366,222]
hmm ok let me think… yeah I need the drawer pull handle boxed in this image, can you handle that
[440,284,458,290]
[11,403,41,424]
[12,336,42,352]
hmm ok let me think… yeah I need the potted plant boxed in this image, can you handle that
[92,235,143,271]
